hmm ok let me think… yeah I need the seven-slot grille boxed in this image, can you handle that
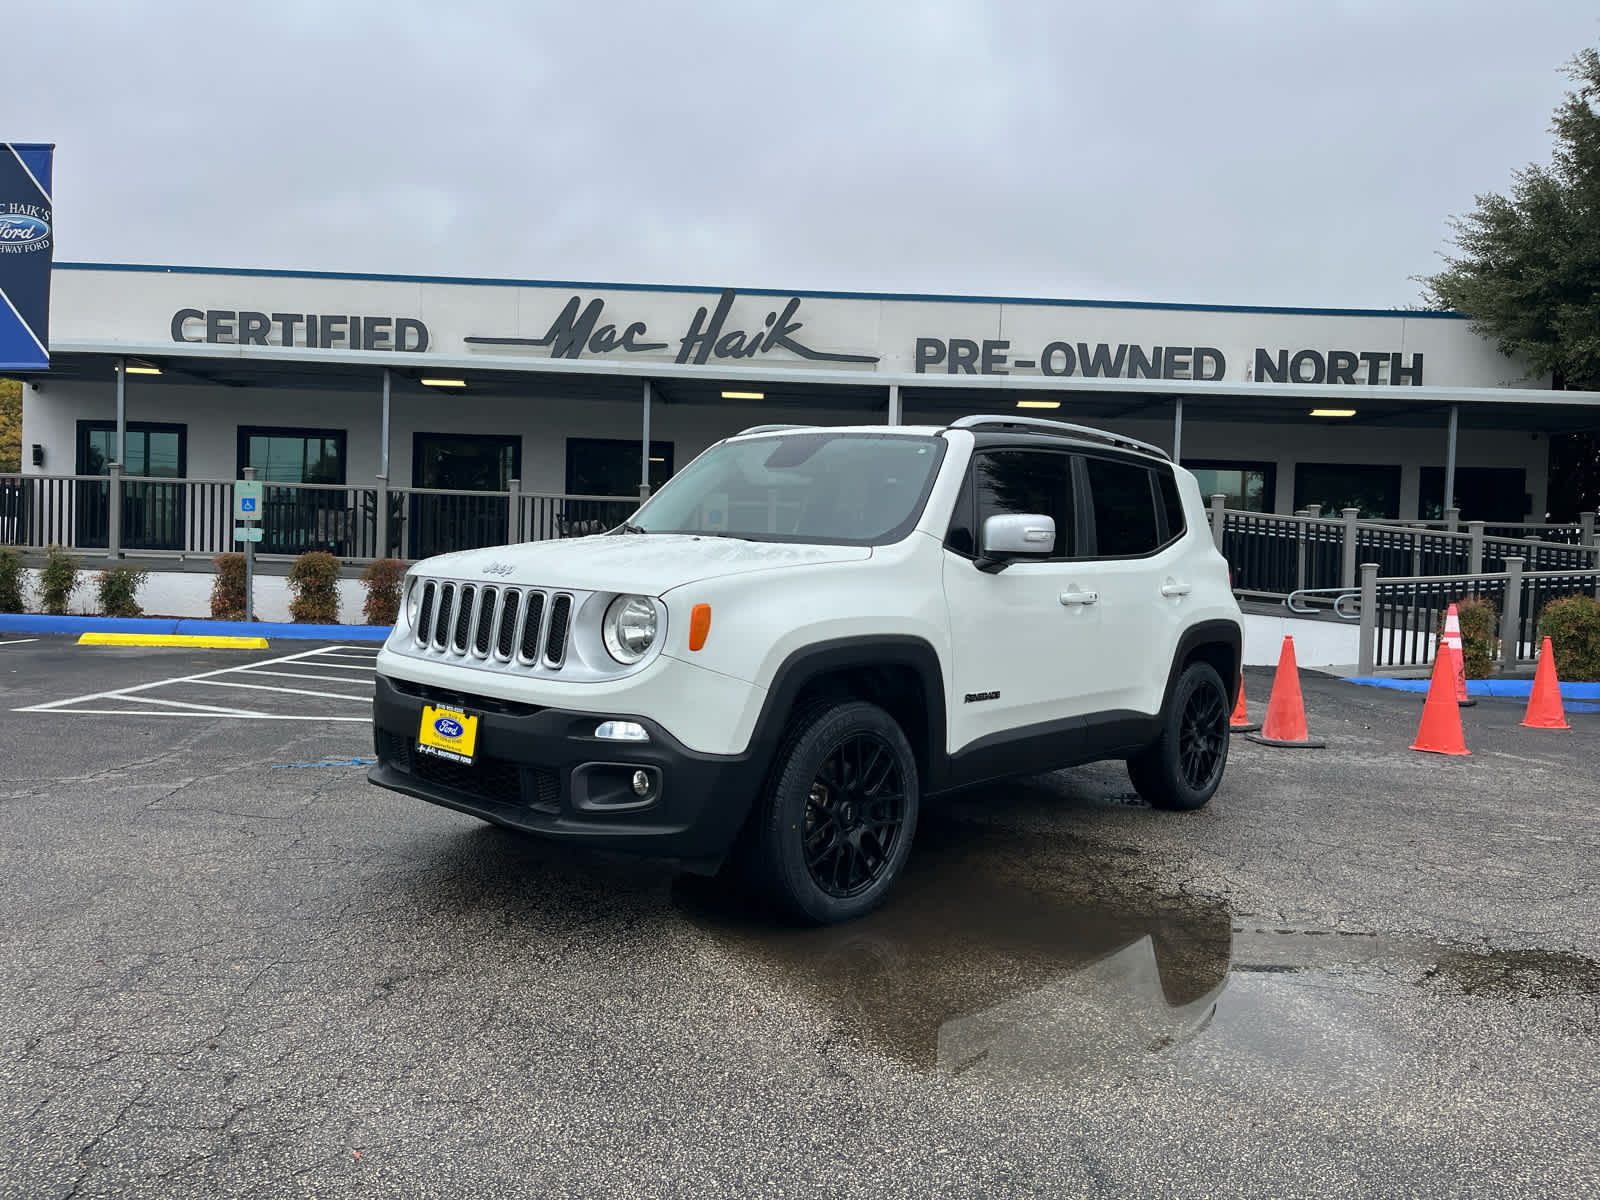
[414,580,574,669]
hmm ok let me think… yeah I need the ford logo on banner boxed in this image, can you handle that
[0,142,56,372]
[0,215,49,245]
[434,717,463,739]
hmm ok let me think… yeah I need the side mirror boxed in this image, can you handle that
[976,513,1055,572]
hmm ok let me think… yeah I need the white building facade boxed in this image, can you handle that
[14,262,1600,564]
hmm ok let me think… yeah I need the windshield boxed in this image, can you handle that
[628,431,947,545]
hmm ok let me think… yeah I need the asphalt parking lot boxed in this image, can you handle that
[0,635,1596,1199]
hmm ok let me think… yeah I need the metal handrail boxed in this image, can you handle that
[1285,587,1363,619]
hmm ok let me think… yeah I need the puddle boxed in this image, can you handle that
[677,816,1599,1085]
[676,817,1234,1081]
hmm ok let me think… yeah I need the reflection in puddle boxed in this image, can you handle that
[677,817,1599,1086]
[676,820,1234,1082]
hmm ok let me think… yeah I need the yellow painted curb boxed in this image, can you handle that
[77,633,270,650]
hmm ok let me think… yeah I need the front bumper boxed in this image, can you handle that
[367,672,762,866]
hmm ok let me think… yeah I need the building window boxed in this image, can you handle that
[238,426,347,484]
[1293,463,1401,519]
[77,421,187,478]
[566,438,674,497]
[1418,467,1529,522]
[1184,459,1275,512]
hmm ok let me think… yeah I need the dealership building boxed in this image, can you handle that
[13,261,1600,561]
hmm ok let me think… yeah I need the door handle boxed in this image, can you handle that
[1160,582,1192,598]
[1059,590,1099,606]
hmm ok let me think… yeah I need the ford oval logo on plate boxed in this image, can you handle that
[0,215,50,245]
[434,717,463,739]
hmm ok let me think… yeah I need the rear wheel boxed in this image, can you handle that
[744,700,919,924]
[1127,661,1230,811]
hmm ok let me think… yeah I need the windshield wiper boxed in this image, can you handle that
[614,522,649,535]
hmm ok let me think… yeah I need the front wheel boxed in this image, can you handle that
[744,700,919,924]
[1127,661,1231,811]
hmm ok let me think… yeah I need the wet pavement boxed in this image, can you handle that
[0,639,1596,1198]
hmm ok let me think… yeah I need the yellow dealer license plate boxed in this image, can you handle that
[417,705,479,765]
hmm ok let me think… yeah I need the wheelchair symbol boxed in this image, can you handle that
[241,497,257,513]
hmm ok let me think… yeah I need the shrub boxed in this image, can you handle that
[211,553,249,620]
[97,564,148,618]
[288,550,341,624]
[1436,595,1498,678]
[360,558,406,625]
[1538,593,1600,682]
[0,546,25,613]
[39,545,81,616]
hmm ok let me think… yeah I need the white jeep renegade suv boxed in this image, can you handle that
[369,416,1243,923]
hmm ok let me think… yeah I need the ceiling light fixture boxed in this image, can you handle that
[721,390,765,400]
[1309,408,1357,418]
[1017,399,1061,409]
[421,378,467,388]
[123,363,161,375]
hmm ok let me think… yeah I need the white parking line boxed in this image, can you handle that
[284,661,376,671]
[234,669,373,684]
[0,639,39,648]
[190,678,370,702]
[16,645,378,722]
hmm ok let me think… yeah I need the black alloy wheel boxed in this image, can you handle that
[1177,675,1229,793]
[802,731,909,898]
[743,700,921,924]
[1127,661,1231,811]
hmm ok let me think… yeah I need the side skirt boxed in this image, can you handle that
[933,709,1160,794]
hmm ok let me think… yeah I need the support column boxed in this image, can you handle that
[115,356,127,469]
[1172,395,1183,462]
[640,380,653,503]
[376,369,391,559]
[887,384,902,426]
[1444,404,1459,516]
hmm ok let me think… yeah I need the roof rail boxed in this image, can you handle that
[946,414,1170,460]
[734,424,817,436]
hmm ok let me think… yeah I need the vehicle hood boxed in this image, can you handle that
[415,535,873,595]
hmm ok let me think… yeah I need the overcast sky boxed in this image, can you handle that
[10,0,1598,308]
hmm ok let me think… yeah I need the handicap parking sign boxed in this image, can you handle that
[234,481,265,522]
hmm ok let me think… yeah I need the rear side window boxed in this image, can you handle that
[947,449,1074,558]
[1159,470,1187,542]
[1085,457,1160,557]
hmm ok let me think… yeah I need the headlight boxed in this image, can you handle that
[404,577,421,627]
[603,595,658,664]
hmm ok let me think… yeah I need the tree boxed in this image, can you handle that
[0,377,21,473]
[1421,48,1600,519]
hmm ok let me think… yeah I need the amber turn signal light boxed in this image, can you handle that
[689,604,712,651]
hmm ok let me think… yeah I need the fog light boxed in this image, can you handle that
[631,770,652,797]
[595,721,649,742]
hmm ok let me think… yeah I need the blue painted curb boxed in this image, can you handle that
[0,614,393,641]
[1345,675,1600,700]
[1345,676,1600,712]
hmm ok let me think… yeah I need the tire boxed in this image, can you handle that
[744,700,920,924]
[1127,661,1230,811]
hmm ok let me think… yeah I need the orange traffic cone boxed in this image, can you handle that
[1230,676,1261,733]
[1410,646,1470,755]
[1245,636,1326,748]
[1521,637,1570,730]
[1442,603,1476,707]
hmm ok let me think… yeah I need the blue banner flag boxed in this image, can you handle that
[0,142,55,371]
